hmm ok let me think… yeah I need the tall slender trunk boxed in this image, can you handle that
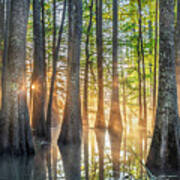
[137,27,142,126]
[138,0,147,129]
[41,0,46,63]
[58,0,82,144]
[152,0,158,128]
[46,0,66,141]
[108,0,122,133]
[95,0,105,128]
[0,0,4,109]
[83,0,93,127]
[0,0,4,57]
[41,0,46,97]
[32,0,46,137]
[53,0,57,59]
[146,0,180,172]
[122,71,127,126]
[0,0,34,155]
[176,0,180,116]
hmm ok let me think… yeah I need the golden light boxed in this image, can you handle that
[31,84,35,90]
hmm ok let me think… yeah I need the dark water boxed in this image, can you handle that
[0,127,179,180]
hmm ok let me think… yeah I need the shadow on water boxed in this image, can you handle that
[0,126,179,179]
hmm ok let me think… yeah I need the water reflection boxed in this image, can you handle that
[59,143,81,180]
[0,127,171,180]
[83,128,89,180]
[95,129,105,180]
[109,131,123,179]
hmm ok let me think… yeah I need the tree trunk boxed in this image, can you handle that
[146,0,180,172]
[95,0,105,128]
[83,0,93,127]
[58,0,82,144]
[46,0,66,141]
[0,0,4,109]
[0,0,4,57]
[0,0,34,155]
[41,0,46,64]
[1,0,11,112]
[108,0,122,133]
[137,25,142,126]
[32,0,46,137]
[176,0,180,116]
[137,0,147,130]
[53,0,57,59]
[152,0,158,128]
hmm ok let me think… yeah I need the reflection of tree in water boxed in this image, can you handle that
[0,155,34,180]
[83,128,89,180]
[59,143,81,180]
[95,129,105,180]
[109,131,123,179]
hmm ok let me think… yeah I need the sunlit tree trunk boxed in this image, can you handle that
[108,0,122,133]
[83,0,93,127]
[47,0,66,141]
[0,0,34,155]
[137,26,142,126]
[58,0,82,144]
[146,0,180,172]
[95,0,105,128]
[122,71,127,126]
[152,0,158,128]
[32,0,46,137]
[176,0,180,116]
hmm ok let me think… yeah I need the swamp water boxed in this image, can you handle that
[0,127,179,180]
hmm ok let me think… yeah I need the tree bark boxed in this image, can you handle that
[108,0,122,133]
[41,0,46,64]
[152,0,158,128]
[32,0,46,137]
[146,0,180,172]
[58,0,82,144]
[1,0,11,112]
[176,0,180,116]
[0,0,34,155]
[53,0,57,59]
[137,24,142,126]
[95,0,105,128]
[83,0,93,127]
